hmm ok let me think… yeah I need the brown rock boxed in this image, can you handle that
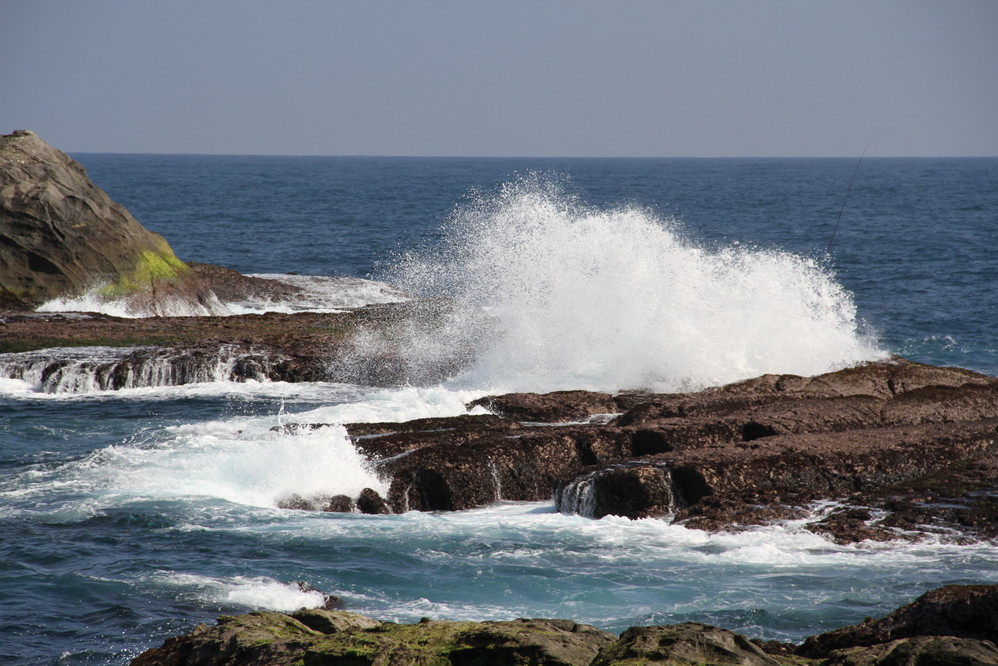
[188,262,304,304]
[799,584,998,658]
[469,390,617,422]
[592,622,783,665]
[289,609,381,634]
[373,425,631,512]
[129,611,318,666]
[323,495,355,513]
[558,419,998,525]
[450,618,616,666]
[356,488,391,515]
[555,464,677,519]
[820,636,998,665]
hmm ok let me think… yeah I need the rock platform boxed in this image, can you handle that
[131,584,998,665]
[274,358,998,546]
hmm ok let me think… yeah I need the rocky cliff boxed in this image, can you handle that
[0,130,223,315]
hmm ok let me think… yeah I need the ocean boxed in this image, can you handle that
[1,155,996,664]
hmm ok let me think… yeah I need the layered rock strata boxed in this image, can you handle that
[272,358,998,545]
[0,299,469,389]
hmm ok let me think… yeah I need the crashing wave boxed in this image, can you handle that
[388,176,887,393]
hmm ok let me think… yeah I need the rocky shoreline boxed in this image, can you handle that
[4,307,996,546]
[0,296,476,389]
[131,584,998,665]
[6,130,998,664]
[264,357,998,547]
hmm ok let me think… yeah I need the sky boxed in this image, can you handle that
[2,1,997,157]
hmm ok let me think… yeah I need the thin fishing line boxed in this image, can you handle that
[827,128,888,252]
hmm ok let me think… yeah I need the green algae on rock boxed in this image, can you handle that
[131,610,615,666]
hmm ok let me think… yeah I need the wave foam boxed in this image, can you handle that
[390,176,886,392]
[37,288,230,318]
[1,415,386,512]
[147,572,329,611]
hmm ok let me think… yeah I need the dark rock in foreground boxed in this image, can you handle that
[800,584,998,658]
[131,611,616,666]
[593,623,783,665]
[821,636,998,666]
[131,584,998,665]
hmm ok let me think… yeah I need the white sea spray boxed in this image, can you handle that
[388,176,887,393]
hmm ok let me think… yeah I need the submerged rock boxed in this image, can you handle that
[0,130,223,315]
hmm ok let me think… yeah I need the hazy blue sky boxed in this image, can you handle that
[3,1,996,157]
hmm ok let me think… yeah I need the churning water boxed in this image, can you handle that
[1,155,995,664]
[391,176,884,393]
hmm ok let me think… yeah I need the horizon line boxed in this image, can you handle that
[67,150,998,160]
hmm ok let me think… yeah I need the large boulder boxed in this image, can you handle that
[799,584,998,658]
[0,130,223,315]
[820,636,998,665]
[592,623,783,665]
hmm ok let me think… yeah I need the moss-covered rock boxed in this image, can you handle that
[128,586,998,665]
[592,623,783,665]
[132,614,615,666]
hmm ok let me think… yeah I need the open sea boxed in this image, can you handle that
[1,155,996,664]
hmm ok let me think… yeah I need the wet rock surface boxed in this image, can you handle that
[267,357,998,545]
[592,622,784,665]
[799,584,998,658]
[819,636,998,665]
[131,584,998,665]
[0,299,473,387]
[467,390,618,423]
[187,262,305,304]
[131,611,616,666]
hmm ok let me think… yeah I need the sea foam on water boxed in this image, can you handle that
[391,176,886,393]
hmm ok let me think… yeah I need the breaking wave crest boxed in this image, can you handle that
[389,176,886,393]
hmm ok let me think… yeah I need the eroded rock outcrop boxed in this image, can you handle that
[270,357,998,545]
[0,130,223,314]
[799,584,998,658]
[131,610,616,666]
[0,300,476,390]
[130,584,998,665]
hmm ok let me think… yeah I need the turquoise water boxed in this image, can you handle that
[1,156,996,663]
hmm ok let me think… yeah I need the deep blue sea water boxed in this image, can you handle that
[1,155,996,663]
